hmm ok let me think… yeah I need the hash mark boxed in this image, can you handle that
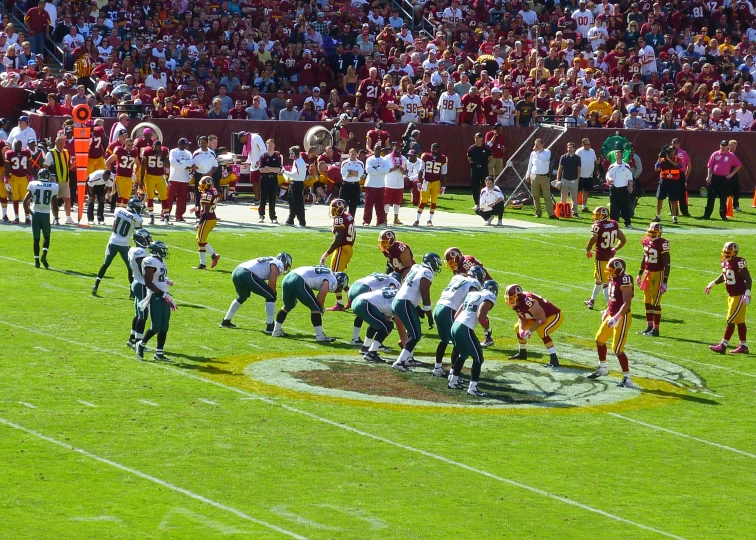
[18,402,37,409]
[197,398,218,406]
[77,400,97,407]
[138,399,159,407]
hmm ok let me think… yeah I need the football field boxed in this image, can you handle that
[1,207,755,539]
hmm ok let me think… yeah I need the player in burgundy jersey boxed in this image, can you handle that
[706,242,752,354]
[193,177,221,270]
[588,257,636,388]
[506,284,563,367]
[637,222,670,337]
[414,143,448,226]
[379,230,415,279]
[320,198,356,311]
[140,139,170,224]
[585,206,626,309]
[444,247,493,280]
[4,140,32,224]
[106,139,141,208]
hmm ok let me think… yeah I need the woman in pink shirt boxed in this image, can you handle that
[703,140,741,221]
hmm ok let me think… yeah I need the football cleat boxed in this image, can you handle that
[149,215,155,226]
[193,264,207,270]
[393,217,403,225]
[211,254,221,268]
[709,343,726,354]
[271,328,285,337]
[91,284,99,296]
[34,259,40,268]
[264,323,274,334]
[467,387,487,397]
[406,358,423,367]
[349,338,363,346]
[359,346,369,356]
[639,325,653,335]
[546,354,560,368]
[2,216,10,223]
[129,290,135,300]
[412,220,419,227]
[617,376,635,388]
[508,350,527,360]
[447,379,462,390]
[391,361,409,372]
[219,319,237,329]
[364,351,384,363]
[482,336,495,347]
[12,218,19,224]
[426,221,433,227]
[135,341,146,360]
[376,344,392,353]
[327,304,346,312]
[587,365,609,379]
[431,366,447,377]
[584,298,595,309]
[126,338,136,349]
[40,256,48,269]
[153,353,172,363]
[730,345,749,355]
[24,217,31,225]
[316,334,336,343]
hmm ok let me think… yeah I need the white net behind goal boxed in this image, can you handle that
[495,125,567,206]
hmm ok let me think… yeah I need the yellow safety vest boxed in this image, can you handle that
[49,148,70,182]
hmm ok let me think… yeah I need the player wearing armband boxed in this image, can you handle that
[588,257,636,388]
[706,242,751,355]
[220,253,293,333]
[92,197,144,296]
[449,280,499,397]
[136,241,176,362]
[505,284,563,368]
[22,169,58,268]
[584,206,626,309]
[127,229,153,349]
[637,222,670,337]
[320,198,356,311]
[272,266,349,342]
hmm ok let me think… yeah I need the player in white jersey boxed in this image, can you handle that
[352,287,400,363]
[127,229,153,349]
[432,266,485,377]
[136,241,177,362]
[449,280,499,396]
[220,252,293,332]
[399,86,423,123]
[347,271,401,348]
[391,252,443,372]
[23,170,59,268]
[437,83,463,125]
[272,266,349,342]
[497,92,516,127]
[92,197,144,296]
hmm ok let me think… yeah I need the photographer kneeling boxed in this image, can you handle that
[476,176,504,226]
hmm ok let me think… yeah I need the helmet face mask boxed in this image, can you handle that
[592,206,609,222]
[444,247,463,272]
[646,222,662,239]
[378,230,396,251]
[127,198,143,215]
[467,264,485,284]
[607,257,626,278]
[483,279,499,298]
[38,169,51,182]
[505,284,522,307]
[198,176,213,192]
[422,252,442,274]
[329,198,347,218]
[335,271,349,292]
[721,242,739,261]
[149,241,169,259]
[133,229,153,248]
[277,252,293,273]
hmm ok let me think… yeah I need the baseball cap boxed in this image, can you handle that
[18,115,29,122]
[178,137,190,145]
[408,150,416,156]
[720,139,729,146]
[491,87,502,93]
[628,106,638,113]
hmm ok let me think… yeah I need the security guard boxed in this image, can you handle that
[606,150,634,229]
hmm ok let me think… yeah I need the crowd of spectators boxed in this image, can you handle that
[3,0,756,132]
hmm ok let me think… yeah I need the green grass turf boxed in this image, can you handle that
[1,222,755,539]
[436,188,756,230]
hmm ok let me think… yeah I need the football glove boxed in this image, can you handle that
[519,329,532,340]
[660,282,667,293]
[427,313,434,329]
[636,274,643,287]
[164,293,178,311]
[586,250,593,258]
[705,281,717,295]
[165,279,174,287]
[607,315,620,329]
[745,290,751,306]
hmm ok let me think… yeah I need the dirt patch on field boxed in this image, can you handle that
[295,362,462,403]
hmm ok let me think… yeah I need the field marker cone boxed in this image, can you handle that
[726,197,734,217]
[752,190,756,208]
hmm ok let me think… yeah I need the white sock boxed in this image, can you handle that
[384,204,390,214]
[206,244,216,257]
[546,346,556,354]
[591,284,602,301]
[314,325,324,337]
[393,204,400,216]
[603,286,610,303]
[468,380,478,390]
[741,341,748,347]
[434,362,442,369]
[450,374,459,384]
[396,348,412,364]
[336,297,344,306]
[428,212,434,222]
[599,361,607,367]
[273,321,283,332]
[416,212,422,222]
[265,302,276,324]
[352,326,361,341]
[225,300,242,321]
[363,336,374,349]
[519,344,527,351]
[1,207,6,217]
[199,251,207,265]
[135,332,143,340]
[369,340,381,352]
[721,339,728,346]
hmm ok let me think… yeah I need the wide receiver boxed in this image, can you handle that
[588,257,635,388]
[320,198,356,311]
[506,284,563,368]
[194,176,221,270]
[449,280,499,397]
[706,242,751,355]
[92,197,144,296]
[127,229,153,349]
[22,169,58,268]
[272,266,348,342]
[433,265,485,377]
[379,230,415,279]
[413,142,448,227]
[220,253,293,332]
[585,206,626,309]
[637,222,670,337]
[136,241,178,362]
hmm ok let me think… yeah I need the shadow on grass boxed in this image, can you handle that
[640,387,719,406]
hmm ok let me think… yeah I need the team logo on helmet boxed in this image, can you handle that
[127,198,143,215]
[721,242,739,261]
[276,252,293,273]
[444,247,464,272]
[133,229,153,248]
[607,257,626,278]
[646,222,663,239]
[483,280,499,298]
[467,265,485,284]
[422,252,443,274]
[505,284,522,307]
[198,176,214,192]
[592,206,610,222]
[329,198,347,218]
[149,241,169,259]
[378,230,396,251]
[334,271,349,292]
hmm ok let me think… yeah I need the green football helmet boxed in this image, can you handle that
[422,252,443,274]
[482,280,499,298]
[276,252,293,273]
[127,198,144,215]
[133,229,153,248]
[149,241,169,259]
[37,169,51,182]
[467,265,486,284]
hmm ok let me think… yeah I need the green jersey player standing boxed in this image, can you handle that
[22,169,59,269]
[136,241,176,362]
[127,229,153,349]
[92,198,144,296]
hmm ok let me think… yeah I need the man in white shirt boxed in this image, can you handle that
[735,99,754,129]
[572,1,594,38]
[6,116,37,150]
[518,3,538,25]
[399,84,422,124]
[606,150,634,228]
[525,138,556,219]
[587,19,608,52]
[739,83,756,106]
[575,138,598,212]
[442,0,463,27]
[384,141,408,225]
[638,36,657,77]
[339,148,365,216]
[164,138,194,223]
[476,175,505,226]
[364,144,390,226]
[303,87,326,111]
[497,88,516,126]
[283,145,307,228]
[437,82,462,125]
[406,150,423,207]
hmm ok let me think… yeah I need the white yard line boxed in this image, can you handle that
[169,245,244,264]
[197,398,218,406]
[77,400,97,408]
[0,320,691,539]
[138,399,160,407]
[0,417,306,540]
[608,413,756,459]
[18,402,37,409]
[33,346,51,353]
